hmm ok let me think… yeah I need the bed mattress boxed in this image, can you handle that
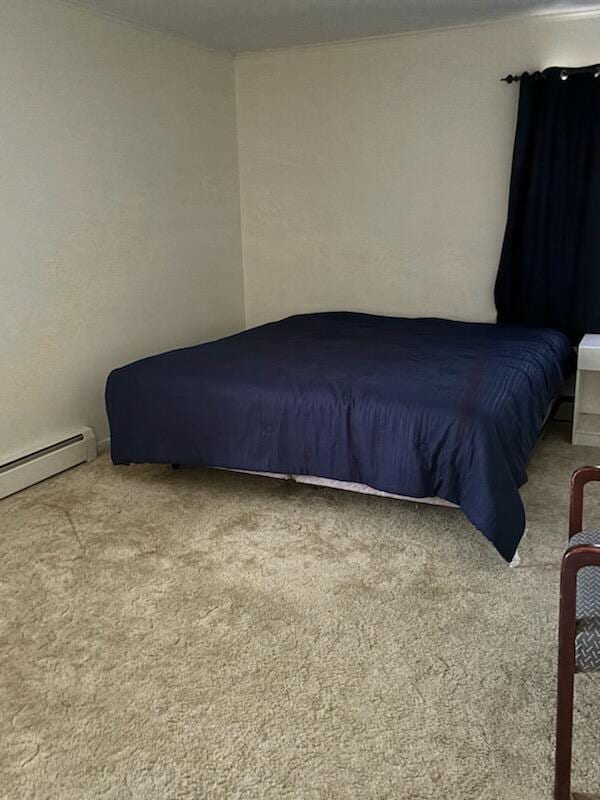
[106,312,573,561]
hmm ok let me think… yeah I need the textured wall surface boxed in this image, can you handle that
[1,0,244,462]
[236,12,600,327]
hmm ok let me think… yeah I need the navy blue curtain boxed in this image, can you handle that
[494,67,600,344]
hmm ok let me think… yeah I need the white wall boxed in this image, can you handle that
[1,0,244,462]
[236,12,600,327]
[5,6,599,464]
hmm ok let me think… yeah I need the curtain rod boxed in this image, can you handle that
[501,64,600,83]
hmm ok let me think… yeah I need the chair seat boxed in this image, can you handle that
[569,529,600,672]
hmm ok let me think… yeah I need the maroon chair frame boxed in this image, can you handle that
[555,465,600,800]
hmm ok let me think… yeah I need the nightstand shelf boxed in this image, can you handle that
[572,335,600,447]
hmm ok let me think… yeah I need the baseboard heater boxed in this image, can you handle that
[0,427,97,500]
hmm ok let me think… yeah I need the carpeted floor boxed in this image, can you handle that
[1,422,600,799]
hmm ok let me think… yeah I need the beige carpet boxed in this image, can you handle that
[2,422,600,800]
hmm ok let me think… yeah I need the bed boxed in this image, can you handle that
[105,312,573,562]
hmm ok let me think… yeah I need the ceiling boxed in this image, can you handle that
[68,0,600,52]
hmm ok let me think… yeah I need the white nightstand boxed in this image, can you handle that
[572,334,600,446]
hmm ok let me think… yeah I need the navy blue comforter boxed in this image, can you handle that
[106,313,573,561]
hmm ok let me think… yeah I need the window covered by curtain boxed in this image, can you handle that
[495,67,600,344]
